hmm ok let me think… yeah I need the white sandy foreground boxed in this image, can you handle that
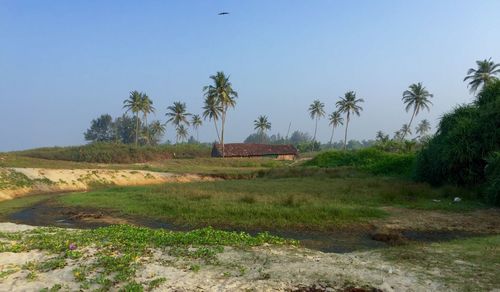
[0,223,457,292]
[0,168,214,201]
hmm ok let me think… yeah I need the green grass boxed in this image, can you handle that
[305,148,416,177]
[0,153,289,177]
[380,235,500,290]
[57,176,482,231]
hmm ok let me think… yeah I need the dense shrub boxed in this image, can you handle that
[415,81,500,187]
[16,143,211,163]
[305,148,415,176]
[485,152,500,205]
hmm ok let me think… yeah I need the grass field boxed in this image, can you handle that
[0,153,289,176]
[57,175,482,231]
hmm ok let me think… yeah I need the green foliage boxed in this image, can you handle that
[305,148,415,177]
[484,152,500,205]
[415,80,499,201]
[15,143,211,163]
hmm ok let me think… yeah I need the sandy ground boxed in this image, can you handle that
[0,168,215,201]
[0,223,457,292]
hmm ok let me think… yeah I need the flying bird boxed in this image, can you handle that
[218,12,229,15]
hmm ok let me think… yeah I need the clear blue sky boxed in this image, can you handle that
[1,0,499,151]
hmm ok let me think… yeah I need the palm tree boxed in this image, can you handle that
[336,91,364,150]
[400,124,412,139]
[401,83,433,140]
[141,93,155,144]
[191,114,203,142]
[376,130,389,143]
[253,115,271,143]
[166,102,190,144]
[327,111,343,147]
[202,95,223,143]
[148,120,166,145]
[464,58,500,93]
[123,90,144,146]
[176,125,189,143]
[203,71,238,157]
[308,100,325,142]
[415,119,431,137]
[166,101,190,127]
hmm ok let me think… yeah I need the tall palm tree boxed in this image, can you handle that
[328,111,343,146]
[308,100,325,142]
[253,115,271,143]
[176,125,189,143]
[141,93,155,144]
[336,91,364,150]
[464,58,500,93]
[401,83,433,140]
[166,102,190,144]
[202,95,223,143]
[191,114,203,142]
[415,119,431,137]
[203,71,238,157]
[400,124,412,139]
[123,90,144,146]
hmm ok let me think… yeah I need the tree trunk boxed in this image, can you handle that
[313,117,318,141]
[343,112,350,150]
[402,109,417,141]
[213,120,221,143]
[135,112,139,146]
[329,126,335,148]
[221,107,227,157]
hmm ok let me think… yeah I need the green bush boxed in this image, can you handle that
[305,148,415,176]
[415,80,500,187]
[485,152,500,206]
[16,143,211,163]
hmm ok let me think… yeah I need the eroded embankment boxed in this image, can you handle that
[0,168,215,201]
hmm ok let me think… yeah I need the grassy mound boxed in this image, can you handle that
[14,143,211,163]
[305,148,415,177]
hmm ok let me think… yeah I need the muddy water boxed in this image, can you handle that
[6,198,481,253]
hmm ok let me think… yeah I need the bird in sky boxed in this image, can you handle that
[218,12,229,15]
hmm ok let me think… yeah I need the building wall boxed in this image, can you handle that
[276,154,296,161]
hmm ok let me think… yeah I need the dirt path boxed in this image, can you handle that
[0,168,215,201]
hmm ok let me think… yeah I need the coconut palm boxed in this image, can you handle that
[401,83,433,140]
[176,125,189,143]
[191,114,203,142]
[203,71,238,157]
[254,115,271,143]
[376,130,389,143]
[141,93,155,144]
[123,90,144,146]
[415,119,431,137]
[464,58,500,93]
[148,120,166,145]
[308,100,325,142]
[328,111,343,147]
[336,91,364,150]
[400,124,412,138]
[166,102,190,144]
[202,95,223,143]
[166,101,190,127]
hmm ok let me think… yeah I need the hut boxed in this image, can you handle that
[211,143,298,160]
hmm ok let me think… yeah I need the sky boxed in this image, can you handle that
[1,0,500,151]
